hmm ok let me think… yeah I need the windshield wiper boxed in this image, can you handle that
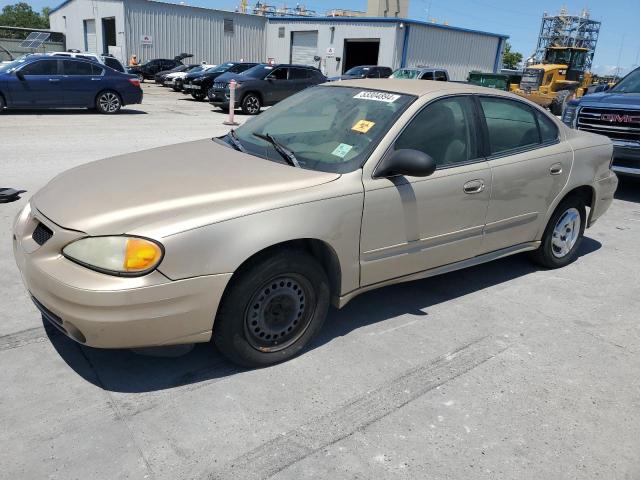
[225,129,245,152]
[252,132,300,168]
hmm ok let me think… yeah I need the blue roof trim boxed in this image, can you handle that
[267,16,508,40]
[49,0,74,14]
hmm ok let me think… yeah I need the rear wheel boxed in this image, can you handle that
[96,90,122,114]
[213,250,330,367]
[172,79,183,92]
[241,93,261,115]
[0,95,5,113]
[549,90,572,116]
[192,92,206,101]
[530,196,586,269]
[136,73,144,82]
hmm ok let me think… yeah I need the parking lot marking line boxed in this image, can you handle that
[209,336,508,480]
[0,327,46,351]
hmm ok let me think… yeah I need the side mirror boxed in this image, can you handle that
[15,70,25,81]
[374,149,437,178]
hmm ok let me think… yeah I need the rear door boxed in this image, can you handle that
[8,59,63,107]
[477,96,572,253]
[264,67,290,103]
[288,67,314,94]
[61,59,104,106]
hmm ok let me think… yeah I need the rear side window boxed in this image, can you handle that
[479,97,541,155]
[103,57,123,72]
[421,71,434,80]
[536,110,559,143]
[62,60,94,75]
[20,60,58,75]
[289,68,309,79]
[435,71,447,81]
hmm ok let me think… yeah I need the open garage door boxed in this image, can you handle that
[343,39,380,73]
[290,31,318,66]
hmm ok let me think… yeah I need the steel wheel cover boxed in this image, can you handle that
[99,92,120,113]
[551,207,581,258]
[244,274,315,352]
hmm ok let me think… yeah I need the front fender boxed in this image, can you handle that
[157,191,364,296]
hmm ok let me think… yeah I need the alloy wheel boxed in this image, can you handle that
[99,92,120,113]
[244,95,260,114]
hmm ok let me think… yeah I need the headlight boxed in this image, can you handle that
[562,104,578,127]
[63,236,163,276]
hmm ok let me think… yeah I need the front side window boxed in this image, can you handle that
[267,67,288,80]
[479,97,541,155]
[20,60,58,75]
[395,96,478,168]
[231,86,415,173]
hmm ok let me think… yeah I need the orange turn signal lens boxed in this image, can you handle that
[124,238,162,271]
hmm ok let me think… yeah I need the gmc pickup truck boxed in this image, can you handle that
[562,66,640,177]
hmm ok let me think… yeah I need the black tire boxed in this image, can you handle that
[0,94,5,113]
[172,80,183,92]
[192,92,206,101]
[530,195,586,269]
[137,73,144,82]
[95,90,122,114]
[219,106,230,113]
[550,90,572,116]
[241,93,261,115]
[213,250,330,367]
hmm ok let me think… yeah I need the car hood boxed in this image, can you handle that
[214,72,254,84]
[32,139,340,236]
[579,92,640,109]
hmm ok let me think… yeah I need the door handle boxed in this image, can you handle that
[463,180,485,194]
[48,78,60,82]
[550,164,563,175]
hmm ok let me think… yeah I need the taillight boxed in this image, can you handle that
[128,78,141,88]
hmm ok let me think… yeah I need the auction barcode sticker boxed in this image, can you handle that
[353,91,400,103]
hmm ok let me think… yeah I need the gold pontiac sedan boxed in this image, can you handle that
[13,80,618,366]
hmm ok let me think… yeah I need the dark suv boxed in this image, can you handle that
[183,62,258,101]
[562,66,640,177]
[328,65,393,81]
[208,63,326,114]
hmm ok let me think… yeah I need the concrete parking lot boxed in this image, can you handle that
[1,84,639,480]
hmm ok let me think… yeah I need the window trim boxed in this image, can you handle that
[474,94,560,160]
[372,93,487,179]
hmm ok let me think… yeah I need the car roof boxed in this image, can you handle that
[324,78,519,98]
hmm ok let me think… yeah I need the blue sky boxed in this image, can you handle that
[5,0,639,75]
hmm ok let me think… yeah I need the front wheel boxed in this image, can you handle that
[192,92,206,101]
[549,90,572,116]
[213,250,330,367]
[172,80,183,92]
[96,90,121,114]
[530,196,586,268]
[241,93,261,115]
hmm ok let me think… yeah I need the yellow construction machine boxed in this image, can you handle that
[511,46,593,115]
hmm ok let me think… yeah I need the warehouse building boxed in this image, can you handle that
[49,0,506,80]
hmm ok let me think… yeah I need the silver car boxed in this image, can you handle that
[13,80,618,366]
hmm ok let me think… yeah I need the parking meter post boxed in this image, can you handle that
[223,79,239,126]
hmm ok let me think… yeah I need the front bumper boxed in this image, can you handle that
[208,87,235,107]
[13,205,231,349]
[612,140,640,177]
[122,88,143,106]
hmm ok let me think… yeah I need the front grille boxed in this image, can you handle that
[577,107,640,142]
[32,222,53,246]
[213,82,227,90]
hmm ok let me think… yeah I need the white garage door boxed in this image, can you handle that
[291,31,318,66]
[84,19,97,53]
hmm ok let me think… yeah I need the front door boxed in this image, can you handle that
[360,95,492,286]
[476,96,572,253]
[8,59,63,107]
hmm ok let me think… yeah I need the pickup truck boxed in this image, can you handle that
[562,66,640,177]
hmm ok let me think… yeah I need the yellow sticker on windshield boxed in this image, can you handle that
[352,120,376,133]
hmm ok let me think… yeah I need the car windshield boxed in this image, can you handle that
[390,69,420,79]
[0,57,29,73]
[611,69,640,94]
[210,63,234,73]
[240,64,273,78]
[232,86,415,173]
[345,66,370,76]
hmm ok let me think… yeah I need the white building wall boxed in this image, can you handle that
[266,20,401,77]
[405,23,502,81]
[50,0,126,59]
[123,0,266,65]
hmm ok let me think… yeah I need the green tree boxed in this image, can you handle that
[0,2,50,29]
[502,42,523,70]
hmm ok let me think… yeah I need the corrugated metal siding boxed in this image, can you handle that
[266,20,400,77]
[124,0,266,64]
[405,23,500,81]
